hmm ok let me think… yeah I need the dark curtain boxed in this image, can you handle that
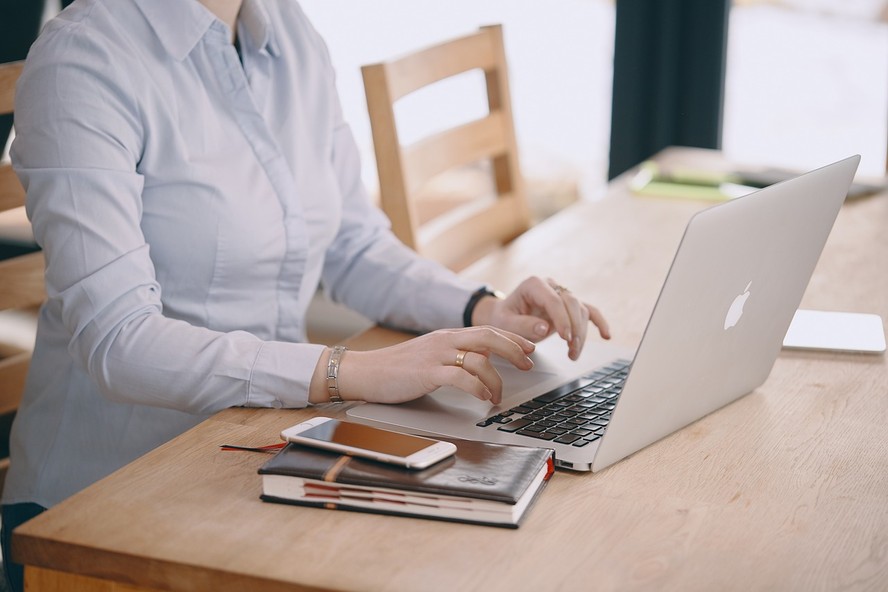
[608,0,731,179]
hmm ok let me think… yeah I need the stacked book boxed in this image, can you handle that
[259,438,554,528]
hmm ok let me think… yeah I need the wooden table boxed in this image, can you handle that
[14,148,888,591]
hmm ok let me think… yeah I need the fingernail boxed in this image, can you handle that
[566,330,573,343]
[535,322,548,336]
[524,356,534,368]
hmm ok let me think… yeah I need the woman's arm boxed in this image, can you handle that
[14,22,323,414]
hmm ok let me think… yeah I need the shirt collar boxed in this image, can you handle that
[133,0,278,61]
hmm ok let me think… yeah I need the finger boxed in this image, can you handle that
[494,327,537,354]
[434,366,501,404]
[449,325,536,351]
[540,279,574,343]
[450,327,534,370]
[495,312,556,342]
[459,351,503,402]
[561,293,589,360]
[586,303,611,340]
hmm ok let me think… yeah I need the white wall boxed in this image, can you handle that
[724,4,888,178]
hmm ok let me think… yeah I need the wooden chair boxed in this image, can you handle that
[362,25,533,271]
[0,60,44,492]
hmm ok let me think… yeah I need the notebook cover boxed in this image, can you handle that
[258,438,553,504]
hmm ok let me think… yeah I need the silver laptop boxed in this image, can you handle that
[348,156,860,471]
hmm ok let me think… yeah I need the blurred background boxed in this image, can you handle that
[4,0,886,213]
[0,0,885,404]
[301,0,887,214]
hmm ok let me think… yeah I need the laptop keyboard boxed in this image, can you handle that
[475,359,631,447]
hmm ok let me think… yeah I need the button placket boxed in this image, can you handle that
[204,25,309,341]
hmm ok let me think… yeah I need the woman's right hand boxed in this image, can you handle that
[309,327,536,406]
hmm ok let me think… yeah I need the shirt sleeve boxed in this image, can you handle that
[13,25,321,415]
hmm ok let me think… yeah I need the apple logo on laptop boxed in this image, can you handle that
[724,281,752,330]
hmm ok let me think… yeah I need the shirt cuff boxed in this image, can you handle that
[247,340,327,408]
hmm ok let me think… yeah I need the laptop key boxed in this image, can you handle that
[521,400,547,410]
[496,418,533,432]
[517,429,557,441]
[583,371,609,381]
[554,433,582,444]
[532,378,591,404]
[602,363,628,373]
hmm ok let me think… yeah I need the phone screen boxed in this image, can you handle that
[297,420,439,457]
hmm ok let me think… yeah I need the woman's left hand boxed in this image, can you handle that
[470,276,611,360]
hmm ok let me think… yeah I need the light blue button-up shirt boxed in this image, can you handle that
[5,0,479,507]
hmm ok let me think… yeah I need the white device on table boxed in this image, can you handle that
[783,309,885,353]
[281,417,457,469]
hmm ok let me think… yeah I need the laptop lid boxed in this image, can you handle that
[591,154,860,471]
[349,155,860,472]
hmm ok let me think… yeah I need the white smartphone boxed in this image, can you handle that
[280,417,457,469]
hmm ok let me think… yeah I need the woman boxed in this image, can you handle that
[1,0,609,589]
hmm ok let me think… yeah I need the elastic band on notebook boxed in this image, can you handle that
[323,455,352,483]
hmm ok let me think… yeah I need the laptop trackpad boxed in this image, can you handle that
[430,358,560,414]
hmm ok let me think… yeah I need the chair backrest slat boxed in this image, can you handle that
[362,25,532,271]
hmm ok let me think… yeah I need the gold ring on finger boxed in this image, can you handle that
[455,350,468,368]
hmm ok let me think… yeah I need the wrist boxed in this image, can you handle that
[325,345,347,403]
[463,287,504,327]
[308,346,351,404]
[308,348,331,404]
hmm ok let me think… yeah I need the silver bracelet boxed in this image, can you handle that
[326,345,347,403]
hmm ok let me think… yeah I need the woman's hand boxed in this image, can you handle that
[309,326,535,405]
[471,276,610,361]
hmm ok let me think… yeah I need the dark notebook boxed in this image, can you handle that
[259,438,554,528]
